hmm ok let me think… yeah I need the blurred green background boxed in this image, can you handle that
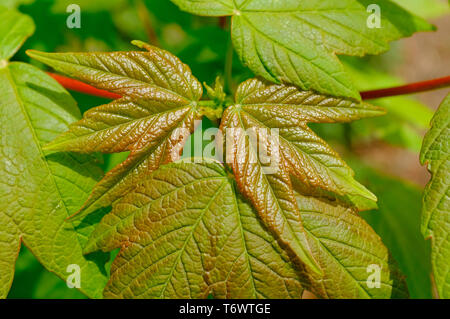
[5,0,450,299]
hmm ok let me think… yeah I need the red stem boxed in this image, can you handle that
[360,76,450,100]
[48,72,450,101]
[47,73,122,100]
[219,17,227,29]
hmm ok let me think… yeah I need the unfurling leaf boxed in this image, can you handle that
[220,78,384,279]
[25,37,401,299]
[0,7,107,298]
[85,162,406,299]
[27,41,204,219]
[420,94,450,298]
[171,0,434,99]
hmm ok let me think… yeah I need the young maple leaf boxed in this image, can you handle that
[83,161,407,299]
[27,41,204,220]
[220,78,384,276]
[27,45,387,285]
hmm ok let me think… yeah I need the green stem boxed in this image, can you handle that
[224,35,235,95]
[136,0,159,46]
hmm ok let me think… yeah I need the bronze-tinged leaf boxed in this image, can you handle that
[222,78,383,204]
[84,162,305,299]
[27,40,202,100]
[220,106,322,275]
[220,78,384,275]
[84,161,407,299]
[26,42,203,218]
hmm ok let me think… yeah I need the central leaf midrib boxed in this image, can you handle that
[106,177,229,298]
[51,104,191,150]
[233,108,314,269]
[231,190,258,298]
[157,180,228,298]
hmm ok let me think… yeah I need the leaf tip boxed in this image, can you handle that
[373,105,387,116]
[361,102,387,116]
[131,40,152,51]
[26,49,55,65]
[25,49,41,59]
[364,190,378,203]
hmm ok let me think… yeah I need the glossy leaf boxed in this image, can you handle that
[222,78,382,203]
[0,61,108,298]
[220,78,384,276]
[27,41,204,219]
[171,0,434,99]
[85,162,305,298]
[420,94,450,298]
[85,161,406,298]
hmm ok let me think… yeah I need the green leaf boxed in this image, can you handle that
[27,41,204,219]
[420,94,450,298]
[297,193,408,299]
[220,78,384,276]
[85,162,305,298]
[171,0,434,99]
[222,78,382,205]
[0,6,35,61]
[85,161,406,299]
[0,61,108,298]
